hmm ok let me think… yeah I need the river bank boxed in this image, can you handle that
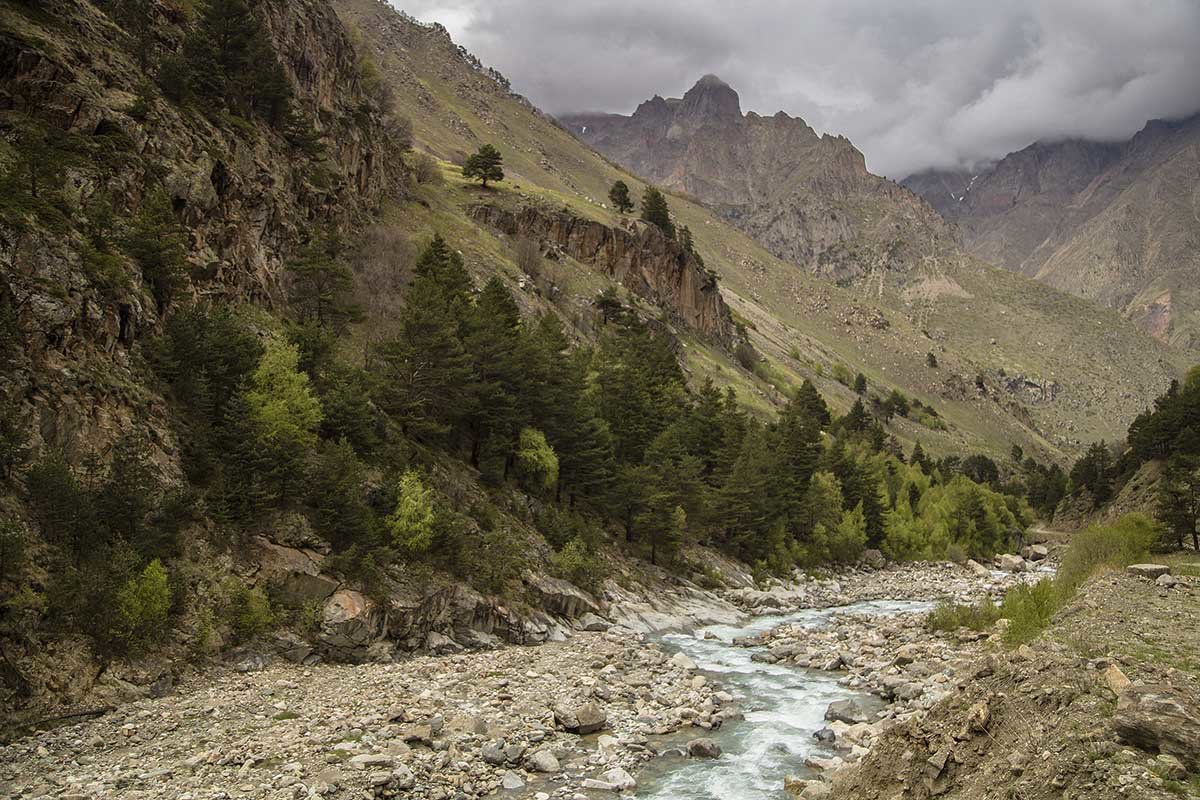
[0,555,1054,799]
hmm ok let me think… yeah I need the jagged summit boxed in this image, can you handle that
[678,73,742,122]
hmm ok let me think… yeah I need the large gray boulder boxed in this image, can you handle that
[319,589,385,655]
[996,554,1027,572]
[688,738,722,758]
[824,698,869,724]
[1113,684,1200,770]
[554,701,607,734]
[523,572,598,618]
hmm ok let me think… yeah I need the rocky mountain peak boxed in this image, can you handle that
[678,74,742,123]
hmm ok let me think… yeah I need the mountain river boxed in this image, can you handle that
[637,599,935,799]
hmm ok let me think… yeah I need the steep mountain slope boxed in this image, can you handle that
[562,75,955,279]
[904,115,1200,350]
[554,73,1181,452]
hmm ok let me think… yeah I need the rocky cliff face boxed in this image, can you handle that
[471,204,736,345]
[904,115,1200,350]
[561,76,956,281]
[0,0,405,460]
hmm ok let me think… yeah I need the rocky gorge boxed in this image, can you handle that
[0,553,1074,799]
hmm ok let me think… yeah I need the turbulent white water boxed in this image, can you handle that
[638,600,935,800]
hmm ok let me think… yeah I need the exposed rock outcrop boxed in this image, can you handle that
[471,203,736,345]
[560,76,955,281]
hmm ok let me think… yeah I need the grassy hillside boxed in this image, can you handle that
[337,0,1183,463]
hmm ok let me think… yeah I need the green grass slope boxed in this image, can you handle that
[337,0,1184,463]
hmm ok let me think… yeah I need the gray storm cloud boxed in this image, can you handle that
[393,0,1200,177]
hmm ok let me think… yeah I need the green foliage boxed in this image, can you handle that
[1001,514,1157,645]
[0,517,27,583]
[853,373,867,395]
[0,394,29,481]
[1069,441,1114,503]
[1158,455,1200,550]
[112,558,171,651]
[462,144,504,187]
[173,0,293,126]
[831,362,854,386]
[124,189,188,313]
[640,186,674,237]
[386,471,437,553]
[550,534,607,593]
[925,598,1001,633]
[245,338,323,452]
[608,180,633,213]
[515,427,559,493]
[229,583,275,642]
[286,226,361,331]
[25,453,98,568]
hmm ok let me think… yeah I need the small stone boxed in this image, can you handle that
[501,770,525,790]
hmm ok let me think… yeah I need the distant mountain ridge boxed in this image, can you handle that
[903,114,1200,350]
[560,76,956,283]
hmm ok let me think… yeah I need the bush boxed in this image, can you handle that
[551,536,606,593]
[229,584,274,642]
[112,559,172,650]
[0,517,27,582]
[926,598,1001,633]
[831,362,854,386]
[1000,514,1157,646]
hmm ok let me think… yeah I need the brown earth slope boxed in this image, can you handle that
[829,570,1200,799]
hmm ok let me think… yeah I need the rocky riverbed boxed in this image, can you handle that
[0,555,1057,800]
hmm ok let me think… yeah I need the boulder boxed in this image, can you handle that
[1100,664,1131,696]
[862,549,886,569]
[966,559,992,578]
[319,590,385,655]
[669,652,698,671]
[578,612,611,632]
[554,701,607,734]
[524,572,598,618]
[526,749,561,773]
[1113,684,1200,769]
[501,771,524,790]
[1026,544,1049,561]
[996,554,1026,572]
[253,537,339,604]
[688,738,722,758]
[583,767,637,791]
[824,699,869,725]
[1127,564,1171,579]
[1157,573,1180,587]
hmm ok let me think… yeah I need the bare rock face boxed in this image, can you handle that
[319,590,386,658]
[1113,684,1200,770]
[904,114,1200,348]
[471,204,736,345]
[560,76,955,282]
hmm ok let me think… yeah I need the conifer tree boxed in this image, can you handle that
[640,186,674,237]
[462,144,504,187]
[287,226,361,332]
[124,189,188,314]
[608,180,634,213]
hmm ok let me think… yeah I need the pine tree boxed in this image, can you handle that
[910,441,932,473]
[608,180,634,213]
[853,373,867,395]
[793,379,832,430]
[181,0,292,125]
[287,226,361,332]
[124,189,188,315]
[463,277,525,474]
[378,241,476,440]
[1159,455,1200,550]
[462,144,504,187]
[640,186,674,237]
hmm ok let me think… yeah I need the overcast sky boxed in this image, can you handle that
[392,0,1200,177]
